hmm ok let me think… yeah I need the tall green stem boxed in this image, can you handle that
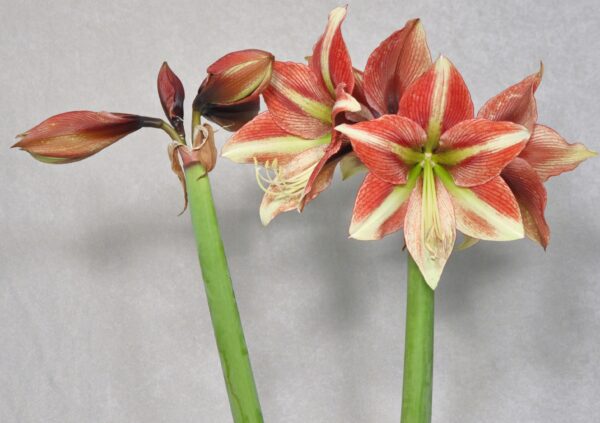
[185,163,263,423]
[401,254,434,423]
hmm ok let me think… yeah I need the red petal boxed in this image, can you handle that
[398,56,473,142]
[350,173,413,240]
[435,119,529,186]
[309,6,354,97]
[520,124,596,181]
[263,61,334,139]
[336,115,426,184]
[501,158,549,248]
[351,68,369,107]
[364,19,431,116]
[444,174,523,241]
[477,64,543,132]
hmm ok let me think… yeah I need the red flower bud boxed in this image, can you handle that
[12,111,161,164]
[193,49,274,131]
[158,62,185,137]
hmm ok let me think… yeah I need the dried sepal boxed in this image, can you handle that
[167,142,188,215]
[191,123,218,173]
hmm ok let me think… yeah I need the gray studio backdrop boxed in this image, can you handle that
[1,0,599,422]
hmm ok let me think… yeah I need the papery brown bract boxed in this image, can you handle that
[158,62,185,137]
[13,111,159,164]
[193,49,274,131]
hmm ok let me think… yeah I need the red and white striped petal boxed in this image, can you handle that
[336,115,426,184]
[435,118,529,187]
[298,86,361,206]
[398,56,474,144]
[264,61,334,139]
[501,158,549,248]
[332,84,362,122]
[221,112,330,165]
[351,68,368,107]
[301,156,340,207]
[436,167,524,241]
[520,124,596,182]
[477,64,543,132]
[309,6,354,97]
[404,177,456,289]
[364,19,431,116]
[259,145,327,225]
[350,172,418,240]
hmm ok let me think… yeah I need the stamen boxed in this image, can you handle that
[253,157,317,202]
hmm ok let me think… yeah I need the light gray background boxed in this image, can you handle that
[1,0,599,422]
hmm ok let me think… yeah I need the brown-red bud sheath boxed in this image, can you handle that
[158,62,185,137]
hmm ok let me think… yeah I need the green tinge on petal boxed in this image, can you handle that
[350,166,421,240]
[222,133,330,163]
[287,89,333,123]
[30,153,79,164]
[340,153,366,180]
[434,165,524,240]
[457,235,480,250]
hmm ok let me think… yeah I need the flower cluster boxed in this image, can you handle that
[220,6,595,288]
[12,6,594,288]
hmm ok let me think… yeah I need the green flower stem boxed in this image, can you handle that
[401,253,434,423]
[185,163,263,423]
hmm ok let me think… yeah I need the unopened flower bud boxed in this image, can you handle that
[158,62,185,137]
[12,111,161,164]
[192,49,274,131]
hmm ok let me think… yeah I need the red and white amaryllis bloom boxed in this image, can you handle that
[478,65,596,248]
[337,56,532,288]
[222,6,361,225]
[336,17,434,179]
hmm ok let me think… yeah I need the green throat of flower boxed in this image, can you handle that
[409,147,453,261]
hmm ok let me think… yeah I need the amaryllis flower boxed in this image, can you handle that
[337,17,433,178]
[222,6,361,224]
[477,66,596,248]
[12,111,161,164]
[193,49,274,131]
[337,57,532,288]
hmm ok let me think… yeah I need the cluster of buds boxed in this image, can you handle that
[13,48,275,211]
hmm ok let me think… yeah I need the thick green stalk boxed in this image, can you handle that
[185,163,263,423]
[401,254,434,423]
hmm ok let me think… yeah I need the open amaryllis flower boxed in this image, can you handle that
[337,56,532,288]
[338,18,433,179]
[477,66,596,248]
[221,6,362,225]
